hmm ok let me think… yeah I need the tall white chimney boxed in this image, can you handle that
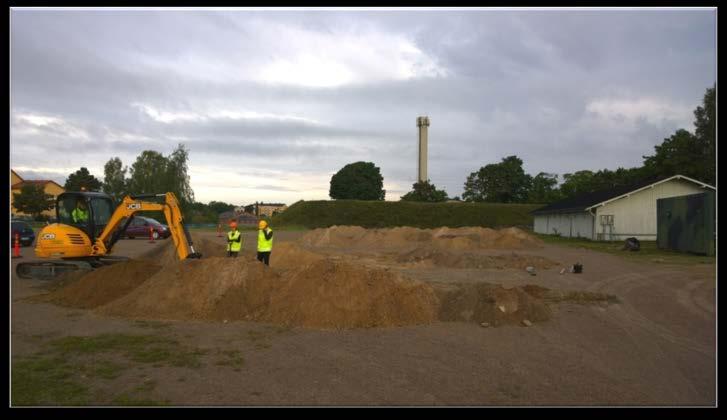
[416,116,430,183]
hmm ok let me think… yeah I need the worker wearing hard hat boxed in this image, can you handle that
[257,220,273,266]
[227,221,242,258]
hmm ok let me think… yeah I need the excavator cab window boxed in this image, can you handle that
[56,193,114,240]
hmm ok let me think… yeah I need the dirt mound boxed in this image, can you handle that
[437,283,553,326]
[142,233,231,265]
[34,260,163,309]
[97,251,440,329]
[397,248,559,270]
[298,226,542,251]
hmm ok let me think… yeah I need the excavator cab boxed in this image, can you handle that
[56,192,116,241]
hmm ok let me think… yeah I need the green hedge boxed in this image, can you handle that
[271,200,541,229]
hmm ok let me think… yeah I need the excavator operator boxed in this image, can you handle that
[72,199,89,224]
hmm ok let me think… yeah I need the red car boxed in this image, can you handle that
[123,217,170,240]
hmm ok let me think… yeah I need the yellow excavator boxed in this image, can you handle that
[16,191,202,280]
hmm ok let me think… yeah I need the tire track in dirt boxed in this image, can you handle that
[584,270,714,357]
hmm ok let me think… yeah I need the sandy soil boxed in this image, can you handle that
[10,231,716,406]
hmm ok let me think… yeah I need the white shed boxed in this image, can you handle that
[532,175,715,241]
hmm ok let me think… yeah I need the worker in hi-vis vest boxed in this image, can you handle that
[227,221,242,258]
[257,219,273,266]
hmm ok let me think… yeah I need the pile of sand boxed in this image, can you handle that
[436,283,553,326]
[36,259,163,309]
[37,230,571,329]
[45,234,439,329]
[96,253,439,329]
[297,226,543,251]
[397,248,559,270]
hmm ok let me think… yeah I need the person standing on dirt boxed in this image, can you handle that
[227,221,242,258]
[257,220,273,266]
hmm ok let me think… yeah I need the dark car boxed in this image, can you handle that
[124,217,170,240]
[11,220,35,247]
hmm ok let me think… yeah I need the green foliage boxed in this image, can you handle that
[102,157,128,203]
[329,161,385,200]
[127,144,195,211]
[12,184,55,220]
[462,156,531,203]
[272,200,539,229]
[527,172,562,204]
[166,143,195,207]
[128,150,169,196]
[64,167,102,192]
[400,179,449,202]
[642,85,715,185]
[208,201,236,214]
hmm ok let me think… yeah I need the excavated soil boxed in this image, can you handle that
[37,228,602,329]
[34,259,163,309]
[297,226,544,250]
[436,283,553,326]
[396,248,559,270]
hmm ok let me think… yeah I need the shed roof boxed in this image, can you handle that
[531,174,714,216]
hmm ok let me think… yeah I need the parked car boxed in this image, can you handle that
[11,220,35,247]
[124,217,170,240]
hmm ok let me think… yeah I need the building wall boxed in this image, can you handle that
[258,205,287,217]
[533,212,594,239]
[593,179,709,241]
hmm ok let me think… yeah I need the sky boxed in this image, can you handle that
[10,8,716,205]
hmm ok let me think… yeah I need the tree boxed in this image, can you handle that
[462,156,531,203]
[694,84,715,185]
[166,143,195,209]
[559,170,595,198]
[400,179,449,202]
[128,150,169,196]
[642,85,716,185]
[527,172,561,204]
[102,157,128,202]
[642,129,705,181]
[329,161,385,200]
[208,201,236,214]
[64,167,102,192]
[12,184,55,220]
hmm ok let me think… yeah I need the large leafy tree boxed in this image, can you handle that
[165,143,195,209]
[329,161,386,200]
[102,157,128,202]
[12,184,55,220]
[400,179,449,202]
[527,172,561,204]
[643,129,704,181]
[64,167,102,192]
[127,150,170,196]
[642,85,715,185]
[559,170,595,198]
[462,155,531,203]
[208,201,236,214]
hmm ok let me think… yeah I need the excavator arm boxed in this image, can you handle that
[94,192,202,260]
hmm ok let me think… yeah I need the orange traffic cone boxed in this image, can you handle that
[12,233,22,258]
[148,226,156,244]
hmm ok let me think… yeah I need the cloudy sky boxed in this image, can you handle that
[10,8,716,205]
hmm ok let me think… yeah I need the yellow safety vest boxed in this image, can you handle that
[72,208,89,223]
[257,228,273,252]
[227,230,242,252]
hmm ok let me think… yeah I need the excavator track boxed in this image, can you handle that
[15,256,131,280]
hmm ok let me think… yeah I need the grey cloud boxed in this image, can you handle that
[10,9,715,201]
